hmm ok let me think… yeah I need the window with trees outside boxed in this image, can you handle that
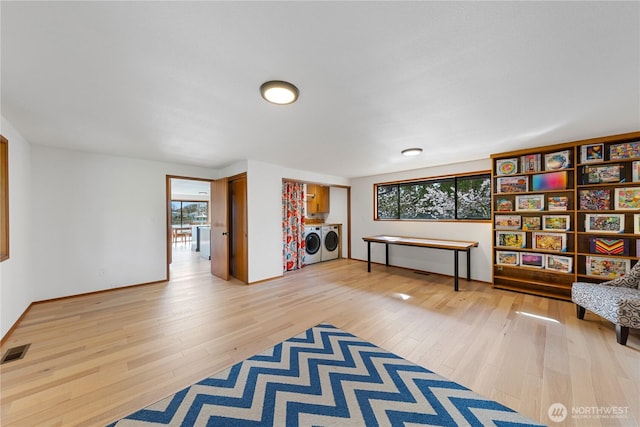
[375,172,491,221]
[171,201,209,226]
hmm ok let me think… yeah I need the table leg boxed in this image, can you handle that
[454,250,459,292]
[385,243,389,266]
[367,241,371,272]
[466,248,471,281]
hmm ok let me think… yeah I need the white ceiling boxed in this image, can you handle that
[2,1,639,179]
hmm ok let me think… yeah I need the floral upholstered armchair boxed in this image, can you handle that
[571,262,640,346]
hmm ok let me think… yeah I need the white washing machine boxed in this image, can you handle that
[303,226,322,265]
[321,225,340,261]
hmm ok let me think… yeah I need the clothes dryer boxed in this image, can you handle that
[321,225,340,261]
[303,226,322,265]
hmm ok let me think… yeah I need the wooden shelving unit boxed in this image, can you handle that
[491,131,640,300]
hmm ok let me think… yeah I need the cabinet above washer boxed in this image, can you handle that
[306,184,330,213]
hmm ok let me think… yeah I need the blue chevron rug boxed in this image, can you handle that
[109,323,544,426]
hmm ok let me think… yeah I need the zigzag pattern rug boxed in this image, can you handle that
[109,324,544,426]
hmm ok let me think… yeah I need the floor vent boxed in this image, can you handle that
[1,344,31,364]
[413,271,431,276]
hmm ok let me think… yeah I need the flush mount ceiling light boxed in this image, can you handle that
[401,148,423,157]
[260,80,299,105]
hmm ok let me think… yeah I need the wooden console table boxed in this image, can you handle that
[362,235,479,291]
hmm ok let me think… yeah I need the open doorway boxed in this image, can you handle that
[168,177,212,278]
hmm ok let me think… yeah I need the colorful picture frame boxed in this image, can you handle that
[584,214,625,233]
[609,141,640,160]
[583,164,624,184]
[580,143,604,164]
[520,154,541,173]
[547,196,569,211]
[614,187,640,210]
[532,232,567,252]
[494,215,521,229]
[496,198,513,212]
[496,251,519,266]
[579,189,610,211]
[496,231,526,248]
[589,238,629,256]
[522,216,541,230]
[542,215,570,231]
[545,254,573,273]
[544,150,571,170]
[586,256,631,278]
[532,171,567,191]
[496,158,518,175]
[520,252,544,268]
[515,194,544,211]
[496,176,528,193]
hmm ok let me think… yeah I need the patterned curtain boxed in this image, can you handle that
[282,181,306,271]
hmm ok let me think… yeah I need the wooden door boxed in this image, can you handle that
[229,174,248,282]
[211,177,229,280]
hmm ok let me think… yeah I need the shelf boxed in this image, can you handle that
[491,131,640,299]
[494,274,572,290]
[492,282,571,301]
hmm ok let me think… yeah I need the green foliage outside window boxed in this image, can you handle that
[375,173,490,220]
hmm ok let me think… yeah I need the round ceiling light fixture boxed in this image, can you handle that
[401,148,423,157]
[260,80,299,105]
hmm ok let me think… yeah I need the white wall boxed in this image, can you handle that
[0,118,34,338]
[0,113,491,338]
[325,186,349,258]
[350,159,493,283]
[30,146,218,301]
[246,160,349,283]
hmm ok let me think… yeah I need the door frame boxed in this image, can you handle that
[165,175,214,280]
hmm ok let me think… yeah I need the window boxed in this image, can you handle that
[375,172,491,221]
[171,201,209,226]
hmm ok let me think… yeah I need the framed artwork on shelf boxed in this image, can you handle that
[589,238,629,256]
[496,231,526,248]
[520,252,544,268]
[583,164,624,184]
[544,150,571,170]
[579,189,610,211]
[542,215,570,231]
[580,143,604,163]
[614,187,640,210]
[547,196,569,211]
[522,216,541,230]
[496,176,528,193]
[496,158,518,175]
[494,215,521,229]
[515,194,544,211]
[532,232,567,252]
[584,214,625,233]
[496,251,519,266]
[609,141,640,160]
[586,256,631,278]
[532,171,568,191]
[633,161,639,182]
[545,254,573,273]
[496,198,513,212]
[520,154,541,173]
[634,214,640,234]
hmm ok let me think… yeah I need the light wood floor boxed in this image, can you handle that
[1,247,638,426]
